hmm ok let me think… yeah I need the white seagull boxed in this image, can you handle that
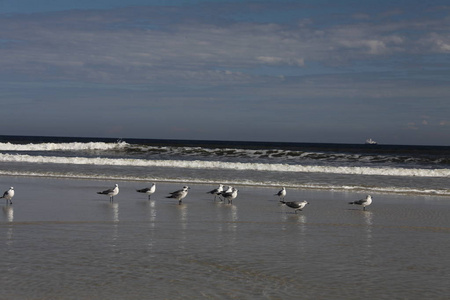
[275,187,286,200]
[1,187,14,205]
[280,200,309,213]
[349,195,373,211]
[207,184,224,201]
[97,184,119,202]
[220,186,233,197]
[166,186,190,205]
[222,187,238,204]
[137,183,156,200]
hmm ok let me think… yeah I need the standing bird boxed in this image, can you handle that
[275,187,286,201]
[207,184,224,201]
[222,187,238,204]
[137,183,156,200]
[349,195,373,211]
[97,184,119,202]
[166,186,190,205]
[280,200,309,213]
[220,186,233,197]
[1,187,14,205]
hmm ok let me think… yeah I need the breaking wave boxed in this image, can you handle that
[0,153,448,178]
[1,141,448,166]
[0,141,129,151]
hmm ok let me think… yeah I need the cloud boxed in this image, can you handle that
[257,56,304,66]
[0,3,449,87]
[0,2,449,126]
[423,32,450,53]
[406,122,419,130]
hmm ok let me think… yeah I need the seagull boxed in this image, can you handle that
[222,187,238,204]
[1,187,14,205]
[349,195,372,211]
[275,187,286,200]
[207,184,224,201]
[137,183,156,200]
[220,186,233,197]
[280,200,309,213]
[166,186,190,205]
[97,184,119,202]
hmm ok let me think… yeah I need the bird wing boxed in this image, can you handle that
[167,190,187,199]
[207,188,218,194]
[169,190,184,197]
[98,188,114,194]
[285,202,300,208]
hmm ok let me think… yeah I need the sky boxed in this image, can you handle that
[0,0,449,145]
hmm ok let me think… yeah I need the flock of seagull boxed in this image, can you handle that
[97,183,238,206]
[1,183,373,213]
[94,183,373,213]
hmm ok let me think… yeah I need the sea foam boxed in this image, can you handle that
[0,153,448,178]
[0,141,128,151]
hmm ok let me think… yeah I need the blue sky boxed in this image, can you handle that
[1,0,449,145]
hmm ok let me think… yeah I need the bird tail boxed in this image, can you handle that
[279,200,286,204]
[348,201,355,205]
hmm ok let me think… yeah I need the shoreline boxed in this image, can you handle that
[1,173,450,198]
[1,174,449,212]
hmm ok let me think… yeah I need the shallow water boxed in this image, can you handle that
[1,177,450,299]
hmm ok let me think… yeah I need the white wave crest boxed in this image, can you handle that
[1,153,449,178]
[0,141,129,151]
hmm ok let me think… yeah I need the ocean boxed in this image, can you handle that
[1,135,449,196]
[1,135,450,299]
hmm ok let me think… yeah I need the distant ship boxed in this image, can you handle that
[365,138,377,145]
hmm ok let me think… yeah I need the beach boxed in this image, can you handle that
[1,175,449,299]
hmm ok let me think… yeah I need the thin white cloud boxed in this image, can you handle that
[0,4,448,86]
[425,32,450,52]
[256,56,304,66]
[406,122,419,130]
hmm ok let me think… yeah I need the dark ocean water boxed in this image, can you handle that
[0,135,449,196]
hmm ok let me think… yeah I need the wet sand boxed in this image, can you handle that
[1,176,450,299]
